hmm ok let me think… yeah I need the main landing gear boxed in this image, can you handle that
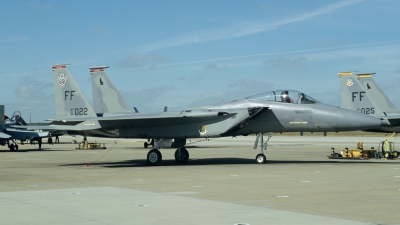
[147,149,162,164]
[174,147,189,163]
[253,133,273,164]
[146,138,189,166]
[146,147,190,165]
[7,140,18,151]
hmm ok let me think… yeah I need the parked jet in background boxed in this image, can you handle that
[28,65,387,165]
[0,105,48,150]
[339,72,400,132]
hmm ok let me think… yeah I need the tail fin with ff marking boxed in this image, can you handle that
[52,64,97,119]
[354,73,399,116]
[339,72,399,117]
[89,66,132,115]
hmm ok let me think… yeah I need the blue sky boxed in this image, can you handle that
[1,0,400,122]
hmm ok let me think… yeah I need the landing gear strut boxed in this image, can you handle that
[7,140,18,151]
[253,133,273,164]
[144,139,153,149]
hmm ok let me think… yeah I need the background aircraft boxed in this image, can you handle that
[339,72,400,132]
[30,65,386,165]
[1,105,48,150]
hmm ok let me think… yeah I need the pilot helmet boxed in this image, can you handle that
[281,90,290,102]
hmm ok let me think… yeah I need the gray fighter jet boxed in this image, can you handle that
[0,105,48,150]
[339,72,400,132]
[33,65,387,165]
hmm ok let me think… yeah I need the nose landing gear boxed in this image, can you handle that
[253,133,273,164]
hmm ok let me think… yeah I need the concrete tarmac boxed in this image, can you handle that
[0,135,399,225]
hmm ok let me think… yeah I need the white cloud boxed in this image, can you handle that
[136,0,365,52]
[119,54,169,68]
[264,56,307,67]
[0,35,28,42]
[19,2,52,10]
[203,64,218,70]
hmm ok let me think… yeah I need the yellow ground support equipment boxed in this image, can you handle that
[328,142,377,159]
[76,141,106,150]
[376,133,399,159]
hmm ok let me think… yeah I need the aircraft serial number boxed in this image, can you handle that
[70,108,88,115]
[356,108,375,114]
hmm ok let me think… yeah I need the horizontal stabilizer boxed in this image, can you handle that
[0,132,11,139]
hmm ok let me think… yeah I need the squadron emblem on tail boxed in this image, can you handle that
[58,73,67,87]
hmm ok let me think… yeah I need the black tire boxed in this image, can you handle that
[174,148,189,163]
[393,151,399,158]
[256,154,266,164]
[9,144,15,151]
[384,151,392,159]
[147,149,162,165]
[144,142,148,148]
[15,144,18,151]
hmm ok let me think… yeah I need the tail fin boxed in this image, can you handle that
[0,105,4,129]
[11,111,28,126]
[89,66,132,115]
[339,72,399,117]
[355,73,399,116]
[52,64,97,119]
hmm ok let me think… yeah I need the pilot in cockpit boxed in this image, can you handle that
[281,90,293,103]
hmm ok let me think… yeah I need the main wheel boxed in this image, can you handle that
[9,144,14,151]
[384,151,392,159]
[174,148,189,163]
[147,149,162,165]
[392,151,399,158]
[256,154,266,164]
[144,142,148,148]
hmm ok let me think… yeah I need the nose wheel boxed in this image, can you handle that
[256,154,266,163]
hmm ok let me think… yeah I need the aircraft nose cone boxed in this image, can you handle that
[336,108,382,131]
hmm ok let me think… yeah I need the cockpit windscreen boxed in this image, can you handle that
[245,90,319,104]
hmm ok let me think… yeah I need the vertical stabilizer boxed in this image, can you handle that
[355,73,399,116]
[52,64,97,119]
[0,105,4,129]
[90,66,132,115]
[339,72,396,117]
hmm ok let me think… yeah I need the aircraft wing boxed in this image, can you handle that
[4,128,49,139]
[12,111,237,131]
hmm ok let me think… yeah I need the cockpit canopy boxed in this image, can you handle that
[245,90,319,104]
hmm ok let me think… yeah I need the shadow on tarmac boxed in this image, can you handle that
[0,148,67,152]
[59,157,399,168]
